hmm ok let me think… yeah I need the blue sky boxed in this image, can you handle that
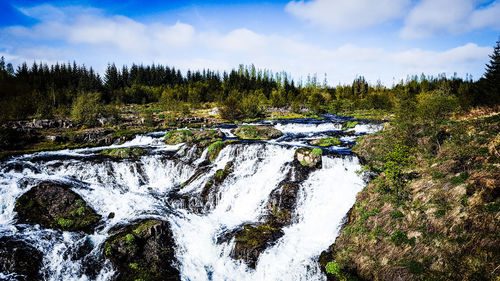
[0,0,499,85]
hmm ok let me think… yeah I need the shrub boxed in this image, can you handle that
[390,210,404,219]
[325,261,340,275]
[384,143,412,196]
[450,172,469,184]
[219,94,243,121]
[71,92,104,127]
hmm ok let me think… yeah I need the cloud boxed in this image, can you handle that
[401,0,500,38]
[0,4,492,85]
[285,0,410,30]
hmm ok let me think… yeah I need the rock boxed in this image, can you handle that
[100,147,146,159]
[230,224,284,269]
[46,135,68,142]
[232,125,282,140]
[71,128,115,146]
[108,212,115,219]
[103,219,180,281]
[0,237,43,281]
[309,137,341,147]
[164,129,223,145]
[295,147,322,168]
[14,181,101,233]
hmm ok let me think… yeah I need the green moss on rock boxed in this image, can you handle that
[232,125,282,140]
[14,182,101,233]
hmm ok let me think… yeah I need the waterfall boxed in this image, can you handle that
[0,119,376,281]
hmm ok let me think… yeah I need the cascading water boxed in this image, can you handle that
[0,117,379,281]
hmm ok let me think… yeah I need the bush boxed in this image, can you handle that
[219,96,243,121]
[71,92,104,127]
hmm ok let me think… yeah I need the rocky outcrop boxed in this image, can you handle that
[230,224,284,269]
[164,129,223,145]
[14,181,101,233]
[295,147,322,168]
[71,128,116,146]
[100,147,146,159]
[170,162,234,213]
[102,219,180,281]
[227,160,315,268]
[232,125,282,140]
[0,237,43,281]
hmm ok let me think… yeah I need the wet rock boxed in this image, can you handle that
[295,147,322,168]
[164,129,223,145]
[0,237,43,281]
[14,181,101,233]
[232,125,282,140]
[308,137,341,147]
[102,219,180,281]
[100,147,146,159]
[230,224,284,269]
[71,128,115,146]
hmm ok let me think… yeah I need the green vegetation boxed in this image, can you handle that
[207,141,226,162]
[342,121,359,130]
[101,147,146,158]
[311,137,341,147]
[312,148,323,156]
[233,125,282,140]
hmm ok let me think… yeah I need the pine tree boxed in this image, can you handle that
[483,38,500,104]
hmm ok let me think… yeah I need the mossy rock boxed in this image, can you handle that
[231,223,284,268]
[14,182,101,233]
[103,219,180,281]
[309,137,341,147]
[101,147,146,158]
[164,129,223,145]
[207,140,228,162]
[232,125,282,140]
[342,121,359,130]
[295,147,322,168]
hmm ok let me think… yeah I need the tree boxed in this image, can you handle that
[71,92,104,126]
[483,38,500,104]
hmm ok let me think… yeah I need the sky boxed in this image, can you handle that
[0,0,499,86]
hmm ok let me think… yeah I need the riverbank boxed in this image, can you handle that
[0,104,389,160]
[320,108,500,280]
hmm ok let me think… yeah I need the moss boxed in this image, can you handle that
[207,141,227,162]
[125,234,135,244]
[312,147,323,156]
[450,172,469,184]
[164,129,194,144]
[233,125,282,140]
[391,229,415,246]
[389,210,404,219]
[314,137,341,147]
[342,121,359,130]
[129,263,139,270]
[235,224,277,248]
[484,201,500,213]
[101,147,146,158]
[56,217,74,228]
[401,260,425,274]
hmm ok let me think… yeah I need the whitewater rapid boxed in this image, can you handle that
[0,117,378,281]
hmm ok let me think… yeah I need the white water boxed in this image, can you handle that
[274,123,342,135]
[0,120,376,281]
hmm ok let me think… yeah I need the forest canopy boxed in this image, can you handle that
[0,39,499,123]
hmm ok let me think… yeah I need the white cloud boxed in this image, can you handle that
[401,0,500,38]
[285,0,410,30]
[0,4,492,85]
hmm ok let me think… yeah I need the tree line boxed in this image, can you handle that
[1,39,499,123]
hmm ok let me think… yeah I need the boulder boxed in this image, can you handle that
[102,219,180,281]
[295,147,322,168]
[230,224,284,269]
[14,181,101,233]
[164,129,223,145]
[100,147,146,159]
[71,128,115,146]
[232,125,282,140]
[0,237,43,281]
